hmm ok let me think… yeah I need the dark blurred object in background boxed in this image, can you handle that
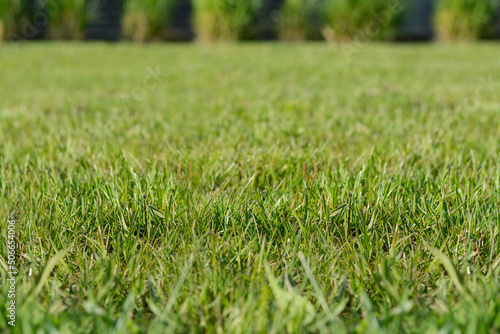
[493,6,500,38]
[85,0,124,41]
[168,0,195,41]
[252,0,284,40]
[397,0,435,41]
[19,0,47,40]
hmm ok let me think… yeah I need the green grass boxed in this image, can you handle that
[279,0,323,40]
[322,0,404,41]
[123,0,177,41]
[193,0,263,41]
[1,42,500,333]
[435,0,500,40]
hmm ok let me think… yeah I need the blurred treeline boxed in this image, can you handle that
[0,0,499,42]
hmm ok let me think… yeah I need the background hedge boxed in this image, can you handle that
[1,0,499,42]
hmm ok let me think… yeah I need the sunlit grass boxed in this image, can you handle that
[0,42,500,333]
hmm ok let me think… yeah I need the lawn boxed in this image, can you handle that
[1,42,500,333]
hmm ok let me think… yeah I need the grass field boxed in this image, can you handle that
[1,42,500,333]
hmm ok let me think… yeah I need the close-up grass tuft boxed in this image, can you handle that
[1,42,500,333]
